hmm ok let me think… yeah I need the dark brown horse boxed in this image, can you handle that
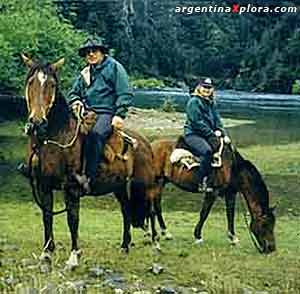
[21,54,156,268]
[148,137,276,254]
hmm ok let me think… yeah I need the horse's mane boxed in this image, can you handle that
[234,151,270,213]
[26,62,70,136]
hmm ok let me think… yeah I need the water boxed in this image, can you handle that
[133,88,300,114]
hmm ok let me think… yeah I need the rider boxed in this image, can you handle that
[68,36,133,192]
[183,78,228,192]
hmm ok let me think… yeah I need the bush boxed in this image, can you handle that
[130,77,165,89]
[0,0,88,94]
[291,80,300,94]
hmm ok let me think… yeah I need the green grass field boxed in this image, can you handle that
[0,113,300,293]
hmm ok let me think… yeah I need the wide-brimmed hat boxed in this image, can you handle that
[78,37,109,57]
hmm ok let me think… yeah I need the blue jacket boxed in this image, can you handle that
[184,95,225,138]
[67,56,133,118]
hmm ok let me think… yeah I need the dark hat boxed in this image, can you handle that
[200,78,213,88]
[78,37,109,57]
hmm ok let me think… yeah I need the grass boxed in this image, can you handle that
[0,112,300,293]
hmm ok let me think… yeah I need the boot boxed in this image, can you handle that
[17,162,30,178]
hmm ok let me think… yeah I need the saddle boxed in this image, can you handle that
[170,136,224,170]
[72,105,138,180]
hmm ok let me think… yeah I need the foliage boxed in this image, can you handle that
[57,0,300,93]
[291,80,300,94]
[130,77,165,89]
[0,0,87,94]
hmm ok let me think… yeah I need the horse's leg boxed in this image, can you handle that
[143,199,152,244]
[225,190,239,245]
[153,189,173,240]
[145,187,161,251]
[115,188,131,253]
[194,191,217,244]
[64,186,81,269]
[39,189,55,263]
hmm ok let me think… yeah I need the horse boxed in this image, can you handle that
[147,136,276,254]
[21,54,156,269]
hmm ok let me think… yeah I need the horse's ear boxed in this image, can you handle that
[51,58,65,71]
[21,53,34,68]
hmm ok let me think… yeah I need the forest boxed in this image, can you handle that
[0,0,300,94]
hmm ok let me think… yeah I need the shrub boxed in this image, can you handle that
[291,80,300,94]
[130,77,165,89]
[0,0,88,94]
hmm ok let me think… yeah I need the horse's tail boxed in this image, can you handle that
[130,182,146,228]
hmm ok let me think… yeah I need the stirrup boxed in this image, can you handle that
[198,177,213,193]
[74,174,91,194]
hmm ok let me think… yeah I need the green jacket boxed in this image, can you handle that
[184,95,225,138]
[67,56,133,118]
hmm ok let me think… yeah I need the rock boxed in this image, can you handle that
[18,287,39,294]
[40,283,57,294]
[157,287,177,294]
[88,266,105,278]
[66,280,87,293]
[115,289,124,294]
[103,272,126,289]
[149,263,164,275]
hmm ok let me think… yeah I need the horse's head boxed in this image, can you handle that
[21,54,64,126]
[234,151,276,254]
[250,207,276,254]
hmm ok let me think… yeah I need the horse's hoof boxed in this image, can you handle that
[65,249,81,271]
[163,231,173,240]
[153,241,161,252]
[229,236,240,246]
[39,251,52,264]
[120,247,129,254]
[143,232,152,245]
[194,238,204,245]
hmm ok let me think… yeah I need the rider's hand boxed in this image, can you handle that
[70,100,84,118]
[207,134,221,152]
[224,135,231,144]
[112,116,124,129]
[214,130,222,137]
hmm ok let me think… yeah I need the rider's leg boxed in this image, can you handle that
[84,114,113,190]
[183,134,213,190]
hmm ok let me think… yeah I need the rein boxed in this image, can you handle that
[231,147,264,253]
[239,193,264,254]
[43,116,82,149]
[28,146,68,216]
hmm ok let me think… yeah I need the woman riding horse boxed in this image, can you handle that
[183,78,231,192]
[21,53,156,269]
[146,80,276,253]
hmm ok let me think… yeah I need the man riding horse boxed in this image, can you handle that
[183,78,231,192]
[67,37,133,193]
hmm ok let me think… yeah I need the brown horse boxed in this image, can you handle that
[21,54,156,268]
[148,137,276,254]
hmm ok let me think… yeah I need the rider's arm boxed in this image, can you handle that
[212,103,227,136]
[113,63,133,119]
[186,98,214,138]
[67,75,85,105]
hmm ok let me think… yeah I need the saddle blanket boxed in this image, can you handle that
[170,148,200,170]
